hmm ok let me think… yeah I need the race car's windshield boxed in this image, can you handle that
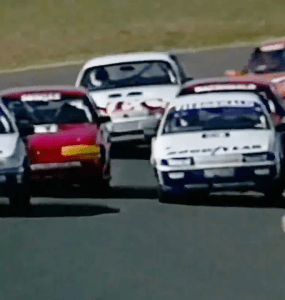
[162,101,271,134]
[80,60,178,91]
[0,107,14,134]
[2,97,94,125]
[248,49,285,73]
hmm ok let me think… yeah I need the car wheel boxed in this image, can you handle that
[264,181,284,205]
[158,188,173,204]
[83,178,112,198]
[188,191,210,205]
[7,168,31,216]
[98,179,112,198]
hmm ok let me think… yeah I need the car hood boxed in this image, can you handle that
[89,85,179,121]
[154,130,274,159]
[89,84,180,108]
[26,124,99,164]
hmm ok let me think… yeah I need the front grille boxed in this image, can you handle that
[110,130,144,137]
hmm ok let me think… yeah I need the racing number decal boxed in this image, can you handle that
[106,101,144,115]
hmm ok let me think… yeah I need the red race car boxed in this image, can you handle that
[178,77,285,127]
[0,86,112,195]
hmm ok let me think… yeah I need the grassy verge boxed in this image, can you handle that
[1,0,285,69]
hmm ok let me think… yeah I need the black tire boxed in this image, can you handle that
[82,178,112,198]
[7,168,31,216]
[98,179,112,198]
[187,191,209,205]
[158,188,173,204]
[264,181,284,204]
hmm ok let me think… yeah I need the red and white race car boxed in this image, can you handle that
[0,86,112,195]
[75,52,192,144]
[178,77,285,127]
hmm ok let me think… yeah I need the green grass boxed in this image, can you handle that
[1,0,285,69]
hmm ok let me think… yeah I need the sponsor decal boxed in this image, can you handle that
[21,93,61,101]
[194,84,257,93]
[61,145,100,156]
[106,101,144,115]
[175,100,254,110]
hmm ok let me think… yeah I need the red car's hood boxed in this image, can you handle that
[26,123,99,164]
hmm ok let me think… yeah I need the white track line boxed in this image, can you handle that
[1,36,285,75]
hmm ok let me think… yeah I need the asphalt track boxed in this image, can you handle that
[1,46,285,300]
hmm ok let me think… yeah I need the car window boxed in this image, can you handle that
[248,49,285,73]
[2,97,96,126]
[162,101,271,134]
[80,60,178,91]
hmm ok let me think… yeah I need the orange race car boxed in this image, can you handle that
[225,40,285,98]
[225,41,285,77]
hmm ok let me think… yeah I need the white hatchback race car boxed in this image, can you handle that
[75,52,192,144]
[0,100,34,215]
[150,91,285,203]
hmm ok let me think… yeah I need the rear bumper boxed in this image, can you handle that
[157,164,280,195]
[109,117,159,144]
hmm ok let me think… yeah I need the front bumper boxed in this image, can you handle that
[157,164,280,195]
[30,160,108,183]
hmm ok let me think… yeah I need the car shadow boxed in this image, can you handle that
[0,203,120,218]
[167,193,285,209]
[111,144,151,160]
[32,185,159,200]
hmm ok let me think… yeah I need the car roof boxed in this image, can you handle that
[169,92,262,110]
[81,52,172,71]
[0,85,89,99]
[260,40,285,52]
[179,76,273,96]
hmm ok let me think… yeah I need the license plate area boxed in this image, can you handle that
[204,168,235,178]
[113,121,139,132]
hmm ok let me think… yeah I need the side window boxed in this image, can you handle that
[80,70,92,88]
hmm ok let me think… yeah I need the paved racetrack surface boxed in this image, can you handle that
[1,46,285,300]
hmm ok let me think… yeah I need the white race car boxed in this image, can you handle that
[75,52,192,144]
[150,91,285,203]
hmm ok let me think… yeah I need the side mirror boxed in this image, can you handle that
[98,115,111,125]
[16,119,34,137]
[276,123,285,132]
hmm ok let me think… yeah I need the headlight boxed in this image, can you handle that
[161,157,194,166]
[0,153,22,169]
[242,152,275,163]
